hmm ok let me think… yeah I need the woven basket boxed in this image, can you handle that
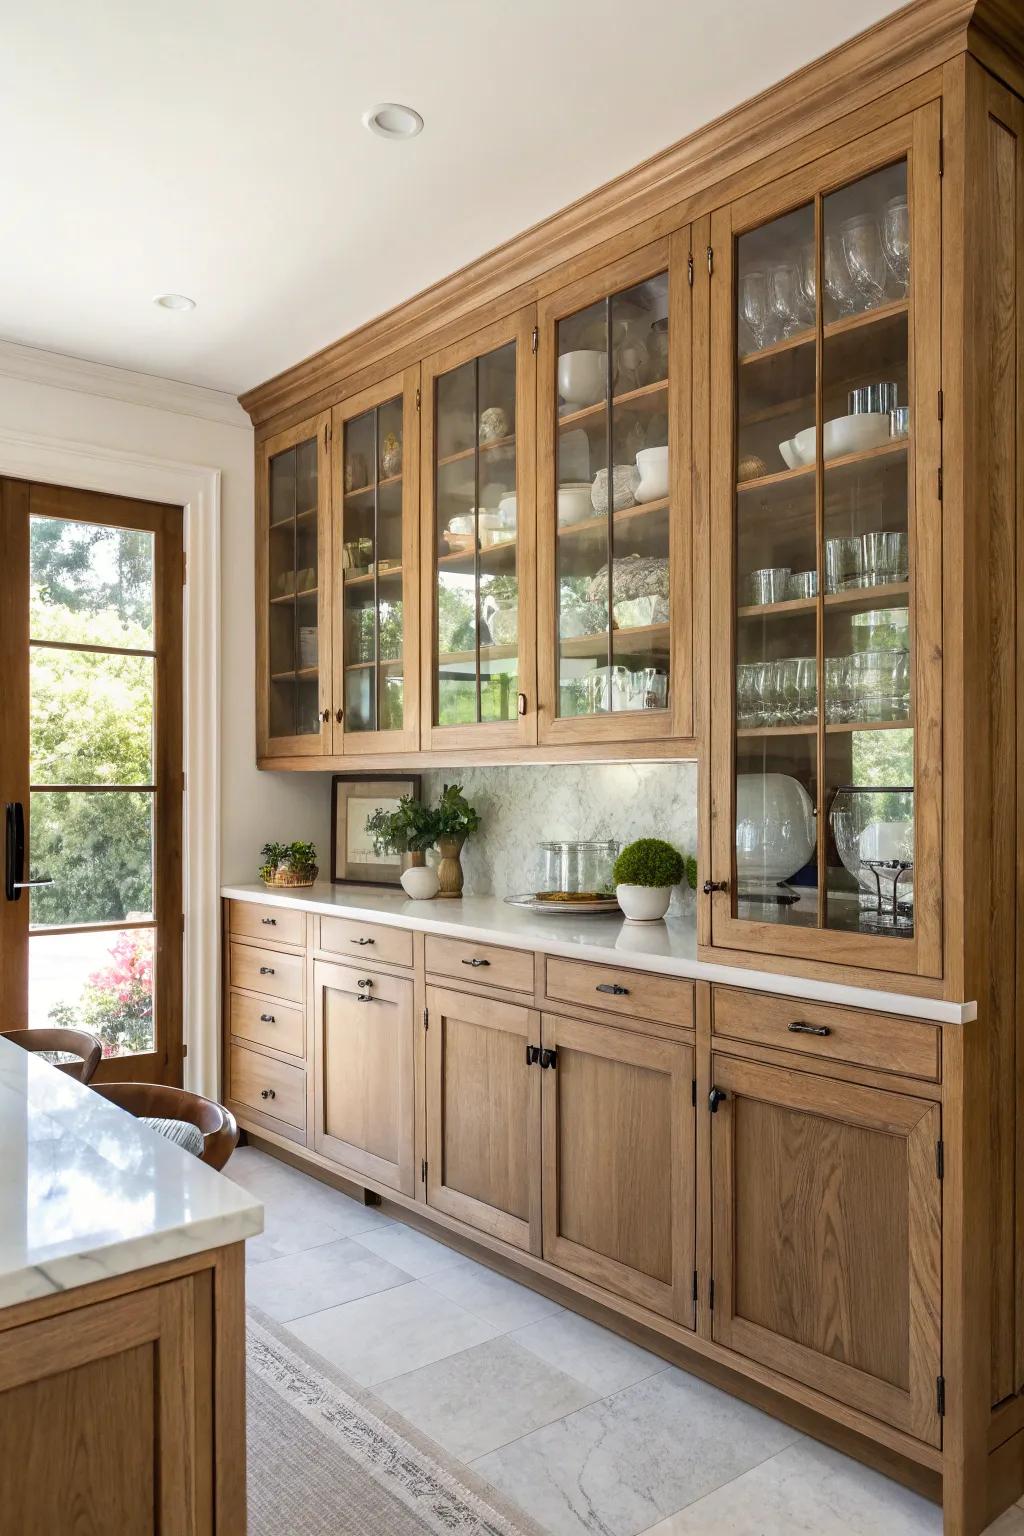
[262,865,319,889]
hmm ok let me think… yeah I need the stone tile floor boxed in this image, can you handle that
[228,1146,1024,1536]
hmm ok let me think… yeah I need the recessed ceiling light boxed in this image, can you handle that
[362,103,423,140]
[154,293,196,311]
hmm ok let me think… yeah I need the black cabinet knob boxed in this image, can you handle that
[703,880,728,895]
[708,1087,728,1113]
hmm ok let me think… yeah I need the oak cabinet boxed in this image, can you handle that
[540,1012,695,1324]
[424,984,542,1252]
[313,960,416,1195]
[706,104,942,979]
[537,236,694,745]
[256,411,332,758]
[709,1051,941,1445]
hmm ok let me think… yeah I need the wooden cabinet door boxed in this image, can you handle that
[256,411,333,759]
[313,960,416,1196]
[331,368,421,754]
[705,102,942,978]
[425,985,541,1253]
[540,1012,695,1324]
[536,235,694,747]
[710,1053,941,1445]
[0,1280,201,1534]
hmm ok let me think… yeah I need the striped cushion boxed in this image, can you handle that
[140,1116,205,1158]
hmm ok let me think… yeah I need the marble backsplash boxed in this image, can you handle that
[419,762,698,908]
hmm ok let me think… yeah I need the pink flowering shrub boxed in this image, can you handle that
[50,930,154,1057]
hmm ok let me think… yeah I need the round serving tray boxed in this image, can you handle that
[504,893,621,916]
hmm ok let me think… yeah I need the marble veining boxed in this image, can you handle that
[0,1037,263,1309]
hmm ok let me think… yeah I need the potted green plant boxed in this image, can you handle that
[258,840,319,889]
[612,837,685,923]
[365,796,439,899]
[432,783,481,899]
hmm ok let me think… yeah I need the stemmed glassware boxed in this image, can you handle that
[739,271,773,352]
[768,263,810,339]
[840,216,887,309]
[881,195,910,297]
[824,234,857,318]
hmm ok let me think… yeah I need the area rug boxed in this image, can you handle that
[247,1308,548,1536]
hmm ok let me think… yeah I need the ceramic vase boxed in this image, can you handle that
[436,835,466,898]
[401,863,439,900]
[616,883,672,923]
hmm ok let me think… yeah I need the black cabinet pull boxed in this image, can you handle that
[788,1021,831,1037]
[261,917,277,926]
[259,966,275,976]
[462,957,490,968]
[708,1086,728,1113]
[351,937,374,946]
[703,880,728,895]
[525,1044,541,1066]
[596,982,628,996]
[259,1013,275,1024]
[540,1047,558,1069]
[260,1088,276,1100]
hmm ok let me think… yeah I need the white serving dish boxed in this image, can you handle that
[634,445,669,502]
[558,482,595,525]
[791,413,892,466]
[558,350,607,408]
[504,893,621,916]
[778,438,801,470]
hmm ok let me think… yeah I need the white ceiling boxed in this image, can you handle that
[1,0,904,398]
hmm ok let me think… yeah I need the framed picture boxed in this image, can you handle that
[331,774,422,886]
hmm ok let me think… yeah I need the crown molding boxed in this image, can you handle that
[0,338,250,431]
[239,0,989,429]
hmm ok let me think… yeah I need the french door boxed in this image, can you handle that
[0,479,184,1082]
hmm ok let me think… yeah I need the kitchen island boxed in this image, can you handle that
[0,1035,262,1534]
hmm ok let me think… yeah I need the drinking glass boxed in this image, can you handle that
[824,234,856,318]
[753,660,776,726]
[892,651,912,719]
[825,536,863,593]
[795,656,817,724]
[797,243,817,322]
[825,655,851,723]
[767,263,806,340]
[881,194,910,296]
[862,530,909,585]
[739,270,773,351]
[746,567,791,606]
[848,651,879,721]
[840,216,887,310]
[776,658,801,723]
[736,662,756,727]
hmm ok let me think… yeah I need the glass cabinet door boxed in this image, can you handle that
[537,238,691,743]
[422,310,536,748]
[332,370,420,754]
[709,108,941,975]
[258,412,331,757]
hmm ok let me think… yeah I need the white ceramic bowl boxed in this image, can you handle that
[558,350,607,408]
[791,426,817,465]
[824,412,892,459]
[446,513,474,535]
[778,438,801,470]
[557,482,595,525]
[635,446,669,502]
[735,773,816,890]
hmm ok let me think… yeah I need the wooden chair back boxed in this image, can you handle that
[91,1082,239,1170]
[2,1027,103,1084]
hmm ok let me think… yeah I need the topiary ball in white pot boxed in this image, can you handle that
[613,838,685,924]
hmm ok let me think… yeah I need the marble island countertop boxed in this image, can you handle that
[0,1037,263,1310]
[223,881,976,1025]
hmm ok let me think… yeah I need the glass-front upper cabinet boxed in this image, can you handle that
[421,309,536,750]
[257,412,332,758]
[707,107,941,977]
[332,370,420,754]
[536,238,692,744]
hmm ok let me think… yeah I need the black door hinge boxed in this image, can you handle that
[937,466,943,501]
[687,252,694,287]
[937,388,944,422]
[422,1007,429,1030]
[421,1158,428,1184]
[936,1140,944,1179]
[531,325,539,355]
[691,1079,697,1108]
[692,1269,698,1304]
[415,386,421,411]
[936,1375,945,1416]
[938,138,944,178]
[709,1277,715,1310]
[540,1047,558,1069]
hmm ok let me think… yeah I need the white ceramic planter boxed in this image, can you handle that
[616,883,672,923]
[400,864,439,900]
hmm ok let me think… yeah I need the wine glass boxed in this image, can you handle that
[840,215,887,310]
[767,263,807,339]
[739,270,773,352]
[797,243,817,323]
[881,194,910,297]
[823,235,856,319]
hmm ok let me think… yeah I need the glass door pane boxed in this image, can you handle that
[729,157,915,943]
[268,434,321,739]
[434,340,519,726]
[555,273,671,720]
[342,395,407,734]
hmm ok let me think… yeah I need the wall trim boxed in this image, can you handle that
[0,426,221,1098]
[0,339,250,431]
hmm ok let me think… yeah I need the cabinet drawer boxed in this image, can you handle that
[229,941,305,1004]
[228,990,305,1058]
[229,1044,306,1129]
[544,957,694,1028]
[425,934,534,994]
[228,899,306,947]
[320,916,413,968]
[712,987,940,1081]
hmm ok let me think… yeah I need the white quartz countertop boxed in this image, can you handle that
[223,882,975,1025]
[0,1037,263,1310]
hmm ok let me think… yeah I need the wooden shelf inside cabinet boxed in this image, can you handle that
[562,622,670,658]
[344,474,403,501]
[736,438,907,495]
[557,378,668,431]
[736,723,818,739]
[737,596,817,620]
[271,667,319,683]
[270,586,318,605]
[438,540,518,572]
[343,566,403,587]
[738,327,815,369]
[270,507,318,529]
[344,657,404,672]
[737,300,908,371]
[825,717,913,734]
[436,435,516,470]
[437,642,518,666]
[561,497,669,538]
[823,582,910,611]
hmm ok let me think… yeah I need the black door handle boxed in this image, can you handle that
[709,1087,728,1113]
[462,957,490,968]
[259,966,275,976]
[788,1021,831,1037]
[5,803,55,902]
